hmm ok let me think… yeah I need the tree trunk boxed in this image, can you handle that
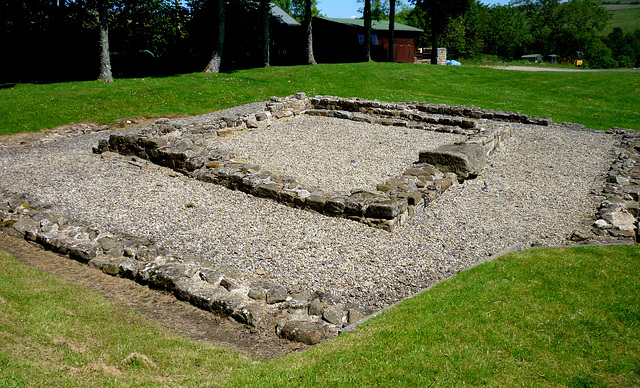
[261,0,270,67]
[304,0,316,65]
[174,0,180,39]
[364,0,372,62]
[388,0,395,62]
[431,26,439,65]
[204,0,224,73]
[97,0,113,82]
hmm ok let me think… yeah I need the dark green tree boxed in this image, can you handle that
[514,0,560,54]
[411,0,471,64]
[483,4,532,59]
[187,0,261,71]
[605,27,640,68]
[553,0,610,57]
[585,37,617,68]
[436,0,490,60]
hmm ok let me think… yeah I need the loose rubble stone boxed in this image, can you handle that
[323,305,346,326]
[266,285,288,304]
[308,299,327,316]
[276,321,325,345]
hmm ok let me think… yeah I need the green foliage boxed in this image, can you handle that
[483,4,534,59]
[0,0,191,82]
[586,37,620,67]
[186,0,267,71]
[604,27,640,67]
[395,3,430,46]
[402,0,616,65]
[0,0,314,82]
[440,0,492,59]
[553,0,611,55]
[410,0,471,57]
[358,0,409,21]
[0,0,100,82]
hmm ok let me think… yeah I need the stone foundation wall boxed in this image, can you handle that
[572,127,640,244]
[95,94,541,232]
[0,191,357,345]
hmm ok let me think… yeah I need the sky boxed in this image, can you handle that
[318,0,512,19]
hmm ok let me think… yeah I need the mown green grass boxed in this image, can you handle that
[0,250,253,387]
[2,63,638,135]
[2,245,639,387]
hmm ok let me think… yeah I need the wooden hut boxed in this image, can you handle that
[312,17,424,63]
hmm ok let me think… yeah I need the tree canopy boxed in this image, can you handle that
[272,0,320,21]
[0,0,637,82]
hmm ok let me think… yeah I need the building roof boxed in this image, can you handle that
[270,3,301,26]
[316,17,423,33]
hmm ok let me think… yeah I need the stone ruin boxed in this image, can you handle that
[2,93,639,345]
[93,93,527,231]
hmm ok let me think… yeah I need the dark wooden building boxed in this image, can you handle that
[270,3,305,66]
[312,17,423,63]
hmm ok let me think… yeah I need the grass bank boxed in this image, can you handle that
[602,2,640,35]
[0,251,253,387]
[1,245,639,387]
[1,63,638,135]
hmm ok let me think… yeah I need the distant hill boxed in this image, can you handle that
[598,1,640,34]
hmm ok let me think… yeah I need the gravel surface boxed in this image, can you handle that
[216,115,464,194]
[491,65,605,72]
[0,104,619,311]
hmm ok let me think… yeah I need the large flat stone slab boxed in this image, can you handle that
[419,143,487,180]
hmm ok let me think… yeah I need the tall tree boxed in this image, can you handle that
[364,0,372,61]
[412,0,470,64]
[304,0,317,65]
[554,0,610,57]
[97,0,114,82]
[482,4,531,59]
[204,0,224,73]
[388,0,396,61]
[260,0,270,67]
[273,0,320,21]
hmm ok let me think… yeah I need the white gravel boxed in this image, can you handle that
[0,105,618,311]
[216,115,464,194]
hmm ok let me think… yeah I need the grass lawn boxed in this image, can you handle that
[1,246,639,387]
[1,63,639,135]
[0,250,253,387]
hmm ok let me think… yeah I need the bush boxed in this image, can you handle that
[585,39,618,68]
